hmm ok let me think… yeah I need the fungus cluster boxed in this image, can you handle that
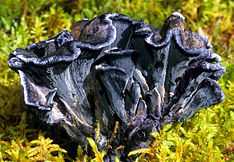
[8,12,224,161]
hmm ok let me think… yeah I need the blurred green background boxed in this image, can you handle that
[0,0,233,161]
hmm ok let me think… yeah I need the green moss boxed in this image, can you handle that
[0,0,233,161]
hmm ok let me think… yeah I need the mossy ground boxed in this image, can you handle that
[0,0,233,161]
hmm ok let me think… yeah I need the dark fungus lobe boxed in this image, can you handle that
[8,12,225,161]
